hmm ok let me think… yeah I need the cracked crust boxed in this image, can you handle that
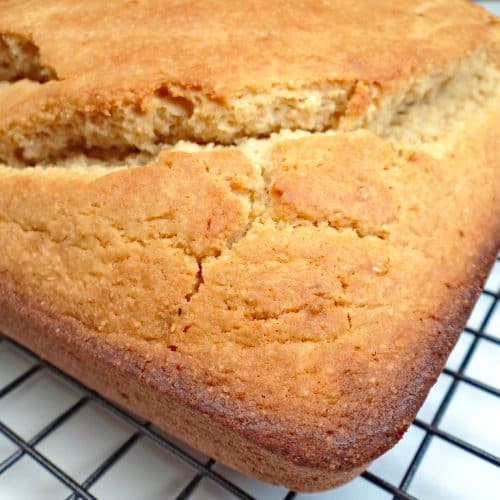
[0,0,497,163]
[0,0,499,493]
[0,210,497,491]
[1,104,499,489]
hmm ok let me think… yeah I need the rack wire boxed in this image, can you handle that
[1,2,499,498]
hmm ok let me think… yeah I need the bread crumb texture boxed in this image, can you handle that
[0,0,496,164]
[0,0,499,473]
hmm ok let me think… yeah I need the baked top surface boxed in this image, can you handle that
[0,0,499,473]
[0,0,491,92]
[1,113,499,468]
[0,0,497,164]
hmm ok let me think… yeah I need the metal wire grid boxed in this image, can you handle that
[0,256,498,500]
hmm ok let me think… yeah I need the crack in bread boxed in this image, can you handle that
[0,0,496,165]
[0,33,57,83]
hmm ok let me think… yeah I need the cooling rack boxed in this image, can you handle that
[1,2,499,498]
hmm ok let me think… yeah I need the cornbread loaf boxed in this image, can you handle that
[0,0,499,491]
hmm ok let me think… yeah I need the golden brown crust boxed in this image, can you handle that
[0,0,496,163]
[0,100,499,489]
[0,0,499,493]
[0,0,490,92]
[0,279,371,491]
[0,224,496,489]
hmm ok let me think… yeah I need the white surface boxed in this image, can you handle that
[478,1,500,15]
[0,2,499,498]
[91,438,197,500]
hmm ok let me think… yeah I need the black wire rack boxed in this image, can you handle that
[0,255,498,499]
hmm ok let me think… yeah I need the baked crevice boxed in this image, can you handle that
[1,45,498,166]
[0,33,57,83]
[184,259,205,305]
